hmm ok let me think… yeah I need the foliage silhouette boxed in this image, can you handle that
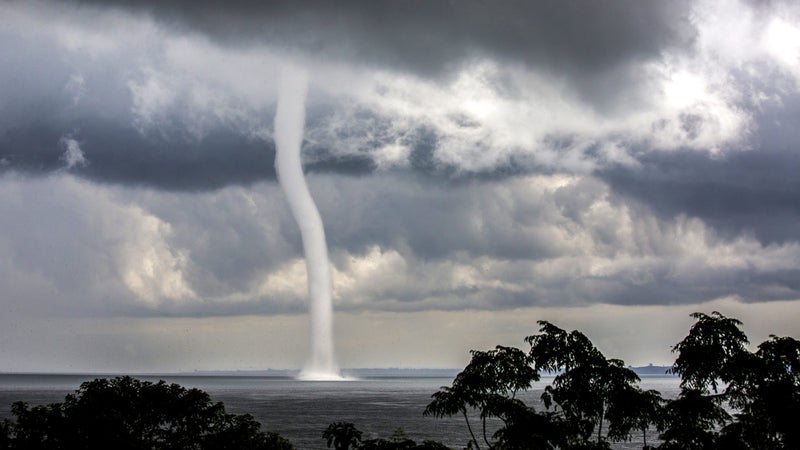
[658,389,730,449]
[425,321,652,449]
[662,311,800,449]
[324,422,363,450]
[423,345,539,448]
[527,321,645,448]
[0,376,293,450]
[606,388,663,447]
[323,423,451,450]
[670,312,750,393]
[424,312,799,450]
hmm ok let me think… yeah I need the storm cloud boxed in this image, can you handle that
[1,0,799,371]
[77,0,694,78]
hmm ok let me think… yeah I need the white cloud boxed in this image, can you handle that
[116,208,196,305]
[0,174,195,311]
[59,136,88,168]
[694,0,800,84]
[305,45,753,171]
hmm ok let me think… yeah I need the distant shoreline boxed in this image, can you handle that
[0,365,676,378]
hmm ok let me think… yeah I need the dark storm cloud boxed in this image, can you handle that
[0,0,745,191]
[0,120,274,190]
[77,0,694,79]
[0,111,386,190]
[1,0,799,315]
[600,139,800,245]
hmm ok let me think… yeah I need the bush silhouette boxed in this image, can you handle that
[0,376,293,450]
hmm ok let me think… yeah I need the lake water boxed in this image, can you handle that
[0,374,681,449]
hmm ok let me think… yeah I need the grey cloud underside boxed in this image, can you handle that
[0,121,276,190]
[320,176,800,306]
[2,172,799,321]
[5,98,800,252]
[78,0,693,80]
[0,112,383,190]
[0,109,516,189]
[603,149,800,244]
[148,174,800,314]
[600,105,800,246]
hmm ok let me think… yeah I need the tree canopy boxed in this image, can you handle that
[0,376,294,450]
[424,312,800,450]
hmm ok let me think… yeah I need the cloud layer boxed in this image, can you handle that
[2,172,798,320]
[1,0,799,370]
[4,0,799,186]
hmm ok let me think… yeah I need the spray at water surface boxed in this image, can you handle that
[273,67,341,380]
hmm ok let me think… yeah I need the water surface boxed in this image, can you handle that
[0,374,680,449]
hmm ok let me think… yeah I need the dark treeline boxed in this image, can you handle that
[1,312,798,449]
[0,376,293,450]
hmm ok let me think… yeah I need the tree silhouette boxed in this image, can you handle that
[670,312,750,393]
[1,376,293,450]
[717,334,800,448]
[658,389,730,449]
[424,345,539,449]
[324,422,363,450]
[606,388,663,448]
[425,321,660,449]
[423,385,480,448]
[661,311,800,449]
[489,401,565,450]
[527,321,649,448]
[422,313,799,449]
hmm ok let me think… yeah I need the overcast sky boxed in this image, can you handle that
[1,0,799,373]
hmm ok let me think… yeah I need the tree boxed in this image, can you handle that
[718,334,800,449]
[660,311,800,449]
[670,312,750,393]
[605,388,663,448]
[1,376,294,450]
[324,422,363,450]
[527,321,647,448]
[490,402,565,450]
[424,345,540,449]
[424,385,481,448]
[658,389,730,450]
[426,323,661,449]
[746,335,800,447]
